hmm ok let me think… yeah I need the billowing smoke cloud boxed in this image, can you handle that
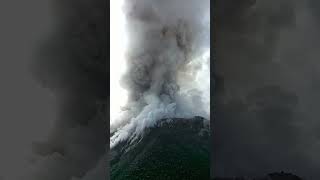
[110,0,210,148]
[0,0,209,179]
[214,0,320,179]
[1,0,109,179]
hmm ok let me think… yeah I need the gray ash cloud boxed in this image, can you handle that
[214,0,320,179]
[16,0,109,179]
[6,0,209,179]
[111,0,210,147]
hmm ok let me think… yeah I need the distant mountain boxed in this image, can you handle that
[110,116,210,180]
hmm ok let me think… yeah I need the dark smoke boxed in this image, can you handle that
[15,0,109,179]
[214,0,320,179]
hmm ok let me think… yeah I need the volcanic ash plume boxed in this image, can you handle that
[110,0,210,148]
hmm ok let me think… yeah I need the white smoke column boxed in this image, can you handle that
[110,0,210,148]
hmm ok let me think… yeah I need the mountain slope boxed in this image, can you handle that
[110,116,210,180]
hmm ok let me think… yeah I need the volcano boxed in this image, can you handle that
[110,116,210,180]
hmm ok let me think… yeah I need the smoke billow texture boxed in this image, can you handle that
[9,0,109,179]
[214,0,320,179]
[110,0,210,148]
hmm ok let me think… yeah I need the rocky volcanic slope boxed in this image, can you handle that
[110,117,210,180]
